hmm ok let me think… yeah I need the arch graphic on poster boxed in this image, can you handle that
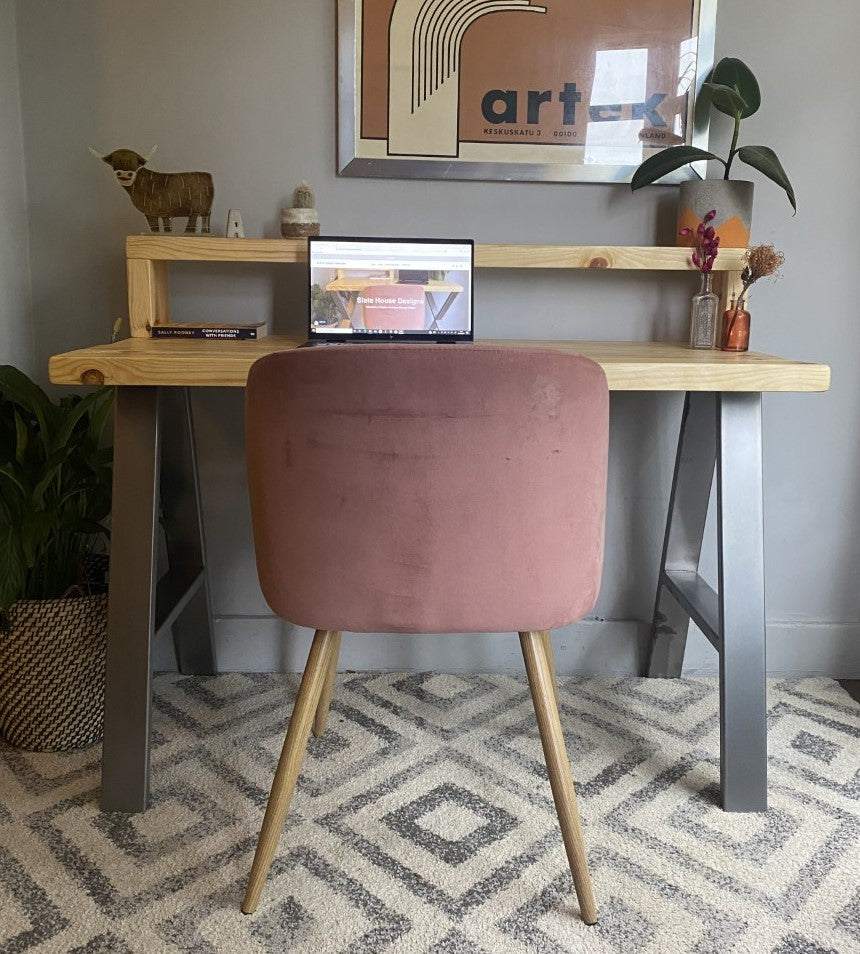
[387,0,547,158]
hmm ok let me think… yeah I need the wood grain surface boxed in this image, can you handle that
[48,337,830,392]
[126,236,746,271]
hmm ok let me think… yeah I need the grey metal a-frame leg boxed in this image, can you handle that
[647,391,767,812]
[101,387,217,812]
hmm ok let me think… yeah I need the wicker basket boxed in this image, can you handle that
[0,593,108,751]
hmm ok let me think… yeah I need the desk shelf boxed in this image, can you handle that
[125,236,748,338]
[127,235,746,270]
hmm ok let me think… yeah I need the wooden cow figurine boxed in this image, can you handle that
[90,145,214,234]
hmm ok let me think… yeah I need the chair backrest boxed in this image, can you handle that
[245,345,609,634]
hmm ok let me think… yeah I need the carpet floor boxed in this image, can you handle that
[1,673,859,954]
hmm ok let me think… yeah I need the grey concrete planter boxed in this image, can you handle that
[677,179,754,248]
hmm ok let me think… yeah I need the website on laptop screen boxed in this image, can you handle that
[308,237,474,341]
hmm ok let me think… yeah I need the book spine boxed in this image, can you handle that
[149,327,260,340]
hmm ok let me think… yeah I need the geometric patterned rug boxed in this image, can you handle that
[1,674,859,954]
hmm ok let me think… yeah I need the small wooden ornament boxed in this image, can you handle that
[89,145,214,234]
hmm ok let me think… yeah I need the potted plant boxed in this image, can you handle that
[0,366,114,750]
[630,57,796,246]
[281,181,320,237]
[310,282,339,327]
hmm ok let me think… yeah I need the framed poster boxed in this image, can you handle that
[338,0,717,183]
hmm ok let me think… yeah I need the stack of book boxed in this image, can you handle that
[148,321,268,340]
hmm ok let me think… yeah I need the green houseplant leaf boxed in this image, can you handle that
[0,462,28,513]
[630,146,724,191]
[54,395,100,452]
[710,58,761,117]
[0,366,59,448]
[13,409,29,465]
[736,146,797,212]
[700,82,748,117]
[0,365,114,615]
[20,511,56,565]
[85,388,115,447]
[0,525,25,621]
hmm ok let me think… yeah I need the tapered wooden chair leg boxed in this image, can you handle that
[520,630,598,925]
[312,631,341,738]
[242,629,339,915]
[540,630,560,710]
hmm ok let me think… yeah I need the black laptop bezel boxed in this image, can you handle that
[307,235,475,343]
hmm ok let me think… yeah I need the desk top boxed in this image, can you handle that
[48,337,830,392]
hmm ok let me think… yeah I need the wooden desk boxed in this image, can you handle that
[49,336,829,816]
[50,237,830,814]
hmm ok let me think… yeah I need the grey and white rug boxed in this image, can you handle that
[1,674,859,954]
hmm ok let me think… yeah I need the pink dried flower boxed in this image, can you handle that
[681,211,720,275]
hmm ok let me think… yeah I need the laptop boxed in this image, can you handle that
[306,236,474,343]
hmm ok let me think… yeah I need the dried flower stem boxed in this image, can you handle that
[680,209,721,273]
[725,307,744,342]
[738,244,784,307]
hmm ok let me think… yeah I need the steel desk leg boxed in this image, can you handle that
[647,393,717,678]
[160,389,217,675]
[717,393,767,812]
[647,392,767,812]
[101,386,216,812]
[101,388,160,812]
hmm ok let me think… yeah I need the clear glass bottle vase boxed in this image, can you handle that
[689,272,718,349]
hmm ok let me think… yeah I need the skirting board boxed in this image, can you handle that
[153,616,860,677]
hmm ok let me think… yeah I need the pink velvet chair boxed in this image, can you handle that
[241,344,609,924]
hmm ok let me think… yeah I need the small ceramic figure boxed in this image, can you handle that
[225,209,245,238]
[89,145,214,234]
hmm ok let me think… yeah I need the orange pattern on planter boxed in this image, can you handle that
[677,209,751,249]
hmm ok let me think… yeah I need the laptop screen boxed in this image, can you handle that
[308,236,474,342]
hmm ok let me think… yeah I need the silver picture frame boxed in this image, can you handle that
[337,0,717,184]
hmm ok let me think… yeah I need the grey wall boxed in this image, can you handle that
[0,0,33,374]
[13,0,860,676]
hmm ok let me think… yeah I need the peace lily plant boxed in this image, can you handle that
[0,366,113,622]
[631,57,796,212]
